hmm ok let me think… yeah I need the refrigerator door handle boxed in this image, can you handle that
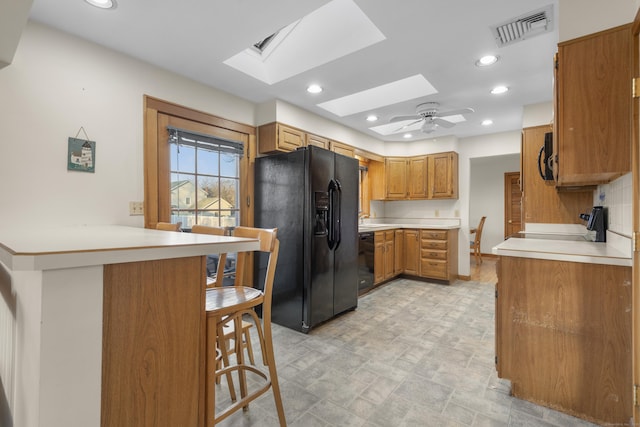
[327,179,340,250]
[327,180,335,249]
[333,179,342,249]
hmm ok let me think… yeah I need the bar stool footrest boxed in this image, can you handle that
[214,364,272,424]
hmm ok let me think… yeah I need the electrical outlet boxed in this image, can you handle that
[434,209,440,217]
[129,201,144,216]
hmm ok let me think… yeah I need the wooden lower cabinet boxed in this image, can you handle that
[496,256,632,426]
[394,229,404,275]
[372,228,459,285]
[374,230,395,284]
[373,233,385,284]
[403,229,420,276]
[419,229,458,283]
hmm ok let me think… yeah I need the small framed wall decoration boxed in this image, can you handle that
[67,127,96,173]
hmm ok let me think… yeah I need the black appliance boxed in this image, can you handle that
[254,146,359,333]
[580,206,607,242]
[358,232,374,294]
[537,132,554,181]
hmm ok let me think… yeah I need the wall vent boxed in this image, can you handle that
[491,4,554,47]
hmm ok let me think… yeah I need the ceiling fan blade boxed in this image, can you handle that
[390,114,421,123]
[393,118,423,133]
[435,107,475,117]
[433,118,455,128]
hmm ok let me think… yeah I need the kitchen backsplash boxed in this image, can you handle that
[370,199,459,219]
[597,172,632,236]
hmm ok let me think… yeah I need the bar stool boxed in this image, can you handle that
[155,221,182,231]
[191,225,256,391]
[204,226,286,426]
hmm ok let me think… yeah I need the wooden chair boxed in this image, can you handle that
[191,225,256,389]
[204,226,286,427]
[156,221,182,231]
[470,216,486,265]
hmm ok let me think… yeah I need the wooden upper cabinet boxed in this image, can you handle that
[369,152,459,200]
[330,140,355,158]
[385,158,408,199]
[428,151,458,199]
[408,156,428,199]
[258,122,304,154]
[521,126,592,224]
[306,133,330,149]
[554,24,632,186]
[259,122,357,157]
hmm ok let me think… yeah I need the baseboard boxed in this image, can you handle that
[458,275,472,281]
[471,252,498,259]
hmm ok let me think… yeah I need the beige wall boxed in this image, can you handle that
[559,0,636,41]
[0,21,257,228]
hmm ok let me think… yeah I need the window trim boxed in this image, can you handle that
[143,95,256,229]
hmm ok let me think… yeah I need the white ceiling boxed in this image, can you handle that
[28,0,558,142]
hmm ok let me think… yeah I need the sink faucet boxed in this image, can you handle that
[359,214,369,225]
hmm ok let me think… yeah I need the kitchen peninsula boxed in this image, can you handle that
[0,225,259,427]
[493,232,632,425]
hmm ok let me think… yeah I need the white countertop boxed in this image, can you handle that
[0,225,259,271]
[492,232,632,267]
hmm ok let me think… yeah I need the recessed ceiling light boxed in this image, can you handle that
[84,0,117,9]
[366,115,378,122]
[307,84,323,94]
[476,55,499,67]
[403,133,412,139]
[491,85,509,95]
[481,119,494,126]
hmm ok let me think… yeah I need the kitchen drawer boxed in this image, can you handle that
[421,248,447,260]
[420,239,447,250]
[421,230,447,240]
[421,259,448,279]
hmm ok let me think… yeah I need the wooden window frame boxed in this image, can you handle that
[143,95,256,229]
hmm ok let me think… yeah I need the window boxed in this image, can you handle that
[168,127,243,229]
[143,96,255,231]
[358,159,370,218]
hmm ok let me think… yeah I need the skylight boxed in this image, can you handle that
[317,74,438,117]
[223,0,386,85]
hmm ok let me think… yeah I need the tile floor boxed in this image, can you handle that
[215,278,599,427]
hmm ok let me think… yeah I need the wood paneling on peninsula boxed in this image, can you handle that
[496,256,632,425]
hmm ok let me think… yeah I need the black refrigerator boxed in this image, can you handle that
[254,145,358,333]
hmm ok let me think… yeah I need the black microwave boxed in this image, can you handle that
[537,132,554,181]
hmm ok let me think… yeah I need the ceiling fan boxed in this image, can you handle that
[390,102,475,134]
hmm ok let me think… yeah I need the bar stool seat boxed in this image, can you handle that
[206,287,262,314]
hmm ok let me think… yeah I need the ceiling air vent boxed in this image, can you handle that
[491,4,554,47]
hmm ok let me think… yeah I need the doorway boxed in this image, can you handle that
[504,172,521,237]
